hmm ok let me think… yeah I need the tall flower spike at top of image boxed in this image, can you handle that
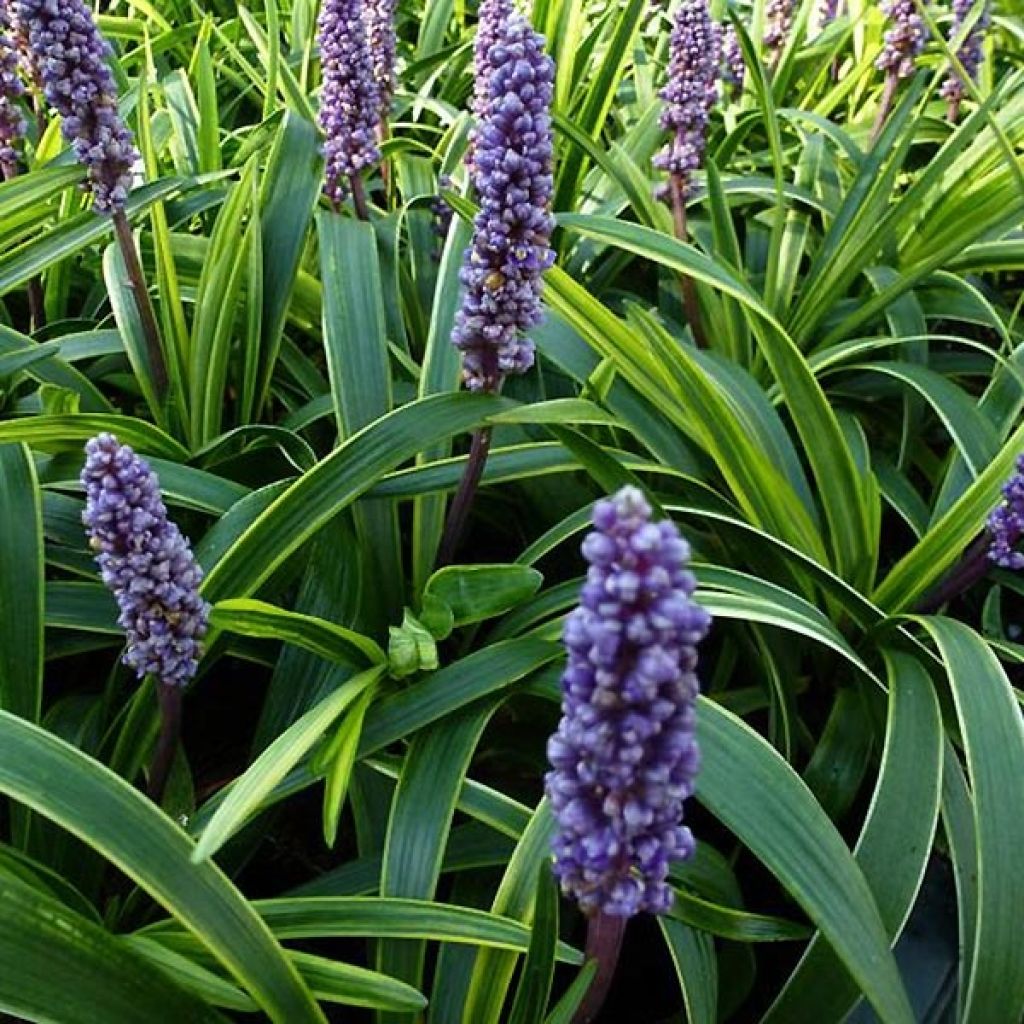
[0,0,26,177]
[764,0,795,60]
[940,0,989,109]
[451,13,554,393]
[654,0,720,200]
[317,0,381,206]
[81,434,210,688]
[987,455,1024,570]
[16,0,138,213]
[363,0,397,119]
[817,0,840,32]
[721,23,744,97]
[876,0,926,79]
[545,487,711,917]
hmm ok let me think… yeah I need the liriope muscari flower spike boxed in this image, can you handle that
[654,0,720,201]
[17,0,137,213]
[471,0,516,122]
[940,0,988,107]
[317,0,381,205]
[545,487,711,918]
[82,434,209,689]
[764,0,795,58]
[876,0,926,79]
[363,0,397,118]
[987,455,1024,570]
[721,23,744,96]
[451,13,554,393]
[0,0,26,176]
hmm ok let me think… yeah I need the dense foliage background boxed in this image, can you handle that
[0,0,1023,1021]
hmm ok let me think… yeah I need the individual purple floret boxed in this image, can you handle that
[0,0,26,176]
[876,0,926,79]
[721,24,744,97]
[940,0,988,108]
[817,0,841,30]
[17,0,137,213]
[987,455,1024,570]
[81,434,209,688]
[451,13,554,393]
[654,0,720,200]
[545,487,711,918]
[363,0,397,118]
[317,0,381,205]
[471,0,516,122]
[764,0,795,58]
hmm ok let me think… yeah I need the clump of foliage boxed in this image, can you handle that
[0,0,1022,1022]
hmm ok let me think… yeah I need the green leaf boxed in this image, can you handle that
[913,618,1024,1024]
[0,446,43,725]
[317,210,402,624]
[658,918,717,1024]
[201,393,511,605]
[763,651,943,1022]
[507,866,559,1024]
[0,711,324,1023]
[423,564,544,628]
[378,706,497,1021]
[209,598,386,666]
[696,700,914,1024]
[0,875,225,1023]
[0,414,187,460]
[193,666,384,863]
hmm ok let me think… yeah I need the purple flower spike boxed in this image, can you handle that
[451,13,554,393]
[987,455,1024,570]
[721,24,744,97]
[940,0,988,107]
[545,487,711,918]
[16,0,137,213]
[364,0,397,118]
[317,0,381,205]
[472,0,516,121]
[82,434,209,688]
[876,0,926,79]
[764,0,795,57]
[0,0,26,176]
[654,0,720,200]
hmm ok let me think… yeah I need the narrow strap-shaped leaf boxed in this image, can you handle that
[507,866,559,1024]
[0,875,225,1023]
[0,711,324,1023]
[762,650,942,1022]
[913,618,1024,1024]
[697,700,914,1024]
[658,917,717,1024]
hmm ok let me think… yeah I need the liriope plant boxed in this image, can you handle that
[0,0,1019,1022]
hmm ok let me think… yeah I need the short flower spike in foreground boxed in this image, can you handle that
[17,0,137,213]
[941,0,989,121]
[82,434,209,688]
[546,486,711,917]
[876,0,926,80]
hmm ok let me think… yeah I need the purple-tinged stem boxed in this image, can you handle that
[437,425,493,567]
[572,911,627,1024]
[914,535,990,614]
[669,173,708,350]
[350,173,370,221]
[147,681,182,806]
[947,97,962,125]
[869,71,899,146]
[112,209,167,398]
